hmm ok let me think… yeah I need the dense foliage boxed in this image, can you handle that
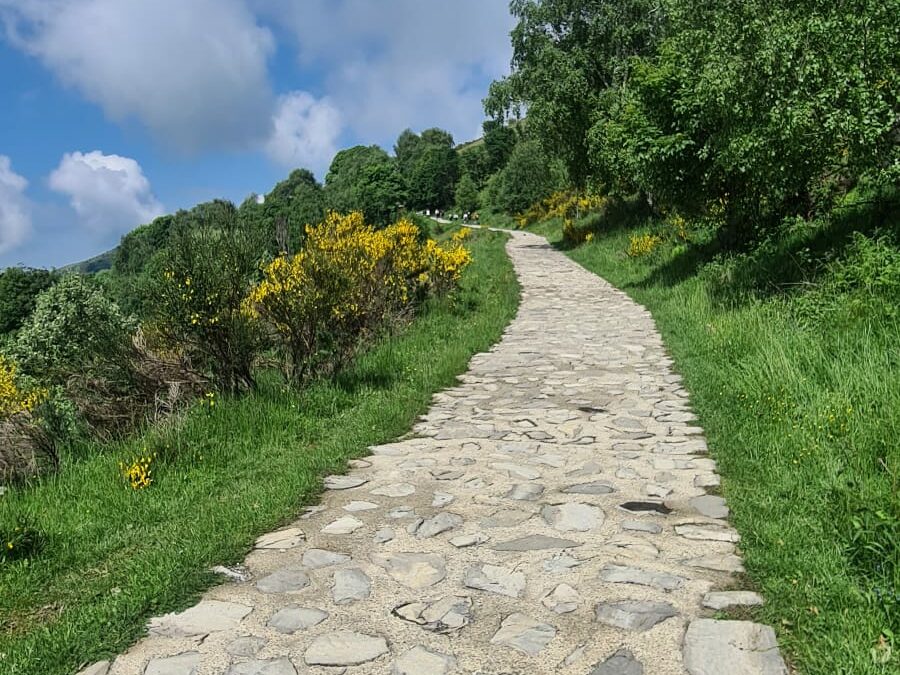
[0,267,58,336]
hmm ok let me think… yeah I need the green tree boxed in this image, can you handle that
[459,144,492,188]
[393,128,459,210]
[324,146,406,224]
[240,169,325,253]
[455,173,480,214]
[491,139,558,214]
[482,120,517,174]
[0,267,58,336]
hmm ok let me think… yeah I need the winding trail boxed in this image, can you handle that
[94,231,786,675]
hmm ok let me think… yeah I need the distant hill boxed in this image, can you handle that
[60,248,116,274]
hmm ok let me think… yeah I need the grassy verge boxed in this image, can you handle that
[516,208,898,674]
[0,229,519,675]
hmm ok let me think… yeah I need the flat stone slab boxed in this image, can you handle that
[415,512,463,539]
[371,483,416,497]
[254,527,304,550]
[302,548,351,568]
[149,601,252,637]
[226,658,297,675]
[226,636,267,657]
[450,533,489,547]
[490,613,556,655]
[391,646,456,674]
[595,601,677,631]
[321,516,365,535]
[683,619,787,675]
[344,500,379,512]
[332,568,371,604]
[492,534,581,551]
[542,583,580,613]
[371,553,447,589]
[268,605,328,634]
[622,520,663,534]
[675,523,740,543]
[563,481,616,495]
[542,503,603,532]
[505,483,545,501]
[690,495,729,519]
[590,649,644,675]
[464,563,526,598]
[304,631,389,667]
[703,591,765,610]
[256,566,310,594]
[393,595,473,633]
[491,462,541,480]
[145,652,200,675]
[324,475,368,490]
[684,554,745,573]
[599,563,685,591]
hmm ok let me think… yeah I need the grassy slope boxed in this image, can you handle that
[0,229,519,675]
[520,215,898,674]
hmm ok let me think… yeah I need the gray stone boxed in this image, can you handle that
[256,566,310,594]
[464,563,526,597]
[389,506,416,519]
[599,564,685,591]
[675,523,740,543]
[321,516,365,535]
[324,475,368,490]
[622,520,662,534]
[644,483,672,498]
[543,554,582,573]
[505,483,545,501]
[268,605,327,633]
[492,534,581,551]
[304,631,389,667]
[594,601,677,631]
[603,534,660,558]
[371,553,447,589]
[694,474,721,488]
[149,600,252,637]
[703,591,765,610]
[371,483,416,497]
[541,583,580,613]
[562,481,615,495]
[226,636,267,657]
[302,548,351,569]
[491,462,541,480]
[432,492,455,507]
[76,662,110,675]
[690,495,729,519]
[373,527,395,543]
[490,613,556,655]
[145,652,200,675]
[332,568,371,604]
[618,501,671,515]
[415,512,463,539]
[393,595,473,633]
[211,565,251,582]
[542,503,603,532]
[683,619,787,675]
[225,658,297,675]
[480,508,533,528]
[684,554,745,573]
[392,646,456,674]
[343,500,379,512]
[449,532,489,547]
[590,649,644,675]
[254,527,304,550]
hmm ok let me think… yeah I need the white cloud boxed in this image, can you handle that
[265,91,342,175]
[1,0,275,151]
[0,156,32,255]
[48,151,164,234]
[257,0,514,147]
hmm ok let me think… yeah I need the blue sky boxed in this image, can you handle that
[0,0,514,269]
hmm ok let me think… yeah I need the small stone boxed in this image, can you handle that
[225,658,297,675]
[619,501,671,515]
[644,483,672,498]
[324,475,368,490]
[432,492,455,507]
[254,527,304,550]
[371,553,447,589]
[431,468,465,480]
[690,495,729,519]
[543,554,582,573]
[683,554,745,573]
[389,506,416,519]
[449,533,489,547]
[492,534,581,551]
[599,564,685,591]
[491,462,541,480]
[302,549,351,569]
[226,636,267,658]
[321,516,365,535]
[505,483,545,501]
[371,483,416,497]
[332,568,371,604]
[594,601,677,631]
[391,646,456,675]
[542,503,603,532]
[144,652,200,675]
[590,649,644,675]
[562,481,616,495]
[490,613,556,655]
[683,619,787,675]
[393,595,473,633]
[76,662,110,675]
[564,645,586,666]
[268,606,328,634]
[480,508,534,528]
[542,583,580,613]
[622,520,662,534]
[694,474,721,488]
[464,563,526,598]
[703,591,765,610]
[603,534,660,558]
[415,512,463,539]
[211,565,251,582]
[304,631,389,667]
[149,600,252,637]
[373,527,395,543]
[616,467,640,480]
[343,500,379,512]
[675,523,740,543]
[256,566,310,594]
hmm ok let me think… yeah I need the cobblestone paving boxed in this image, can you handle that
[90,231,787,674]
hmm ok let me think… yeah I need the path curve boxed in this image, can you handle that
[95,231,786,675]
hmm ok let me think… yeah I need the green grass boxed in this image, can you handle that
[517,208,899,674]
[0,229,519,675]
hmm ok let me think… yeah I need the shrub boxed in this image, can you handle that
[151,201,266,393]
[0,356,55,480]
[627,233,663,257]
[0,267,57,336]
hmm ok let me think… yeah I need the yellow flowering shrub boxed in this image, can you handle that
[245,212,470,382]
[119,453,155,490]
[627,233,664,257]
[517,190,607,229]
[0,355,46,418]
[451,227,472,242]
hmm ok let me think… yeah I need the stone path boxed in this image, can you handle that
[88,231,786,674]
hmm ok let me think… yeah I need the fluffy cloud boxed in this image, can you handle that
[48,151,164,234]
[0,156,31,255]
[1,0,275,151]
[258,0,514,147]
[265,91,342,174]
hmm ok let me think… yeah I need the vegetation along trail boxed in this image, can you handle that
[92,230,785,674]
